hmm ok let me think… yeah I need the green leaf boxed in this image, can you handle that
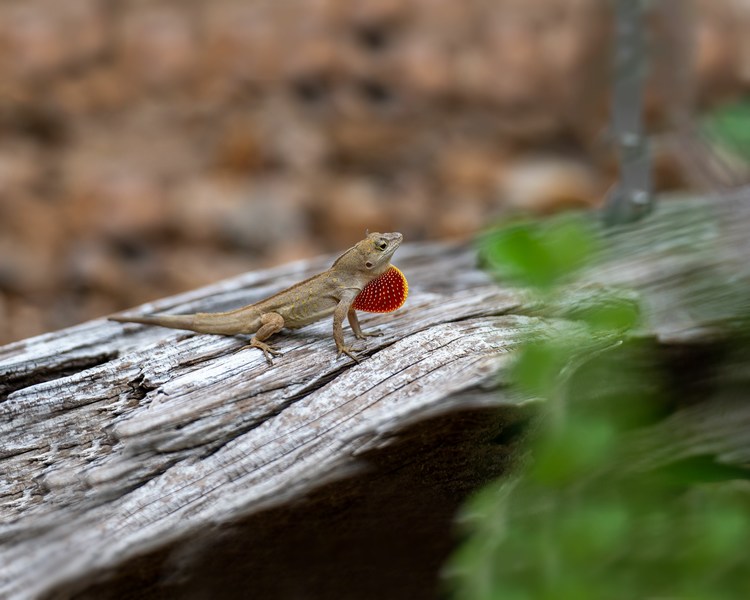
[511,342,564,399]
[480,215,598,289]
[558,502,630,563]
[703,97,750,161]
[531,416,617,485]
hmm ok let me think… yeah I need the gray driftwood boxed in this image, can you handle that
[2,190,750,599]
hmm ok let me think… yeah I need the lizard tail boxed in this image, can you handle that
[109,311,259,335]
[110,313,199,330]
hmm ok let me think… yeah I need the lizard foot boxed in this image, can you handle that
[354,328,383,340]
[237,339,282,365]
[336,344,362,364]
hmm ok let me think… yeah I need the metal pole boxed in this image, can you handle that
[604,0,653,225]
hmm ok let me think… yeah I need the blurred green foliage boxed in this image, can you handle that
[702,97,750,162]
[447,215,750,600]
[479,216,598,290]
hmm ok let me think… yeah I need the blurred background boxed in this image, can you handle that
[2,0,750,345]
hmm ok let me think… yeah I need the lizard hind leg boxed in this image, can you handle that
[237,312,285,365]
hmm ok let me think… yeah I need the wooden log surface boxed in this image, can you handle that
[2,190,750,599]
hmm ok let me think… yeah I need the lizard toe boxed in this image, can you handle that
[355,328,383,339]
[337,345,362,363]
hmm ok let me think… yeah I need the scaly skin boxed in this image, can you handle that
[110,232,406,364]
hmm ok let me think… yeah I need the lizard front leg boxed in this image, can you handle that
[333,292,363,362]
[238,312,284,364]
[348,308,382,340]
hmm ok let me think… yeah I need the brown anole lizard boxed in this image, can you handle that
[110,231,408,364]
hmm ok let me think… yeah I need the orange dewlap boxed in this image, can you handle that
[352,266,409,313]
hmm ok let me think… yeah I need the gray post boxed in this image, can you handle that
[604,0,653,225]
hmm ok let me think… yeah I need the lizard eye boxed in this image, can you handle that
[377,240,388,251]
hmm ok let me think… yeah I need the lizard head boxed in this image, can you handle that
[332,231,403,277]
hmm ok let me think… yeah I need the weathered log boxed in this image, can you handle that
[2,190,750,599]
